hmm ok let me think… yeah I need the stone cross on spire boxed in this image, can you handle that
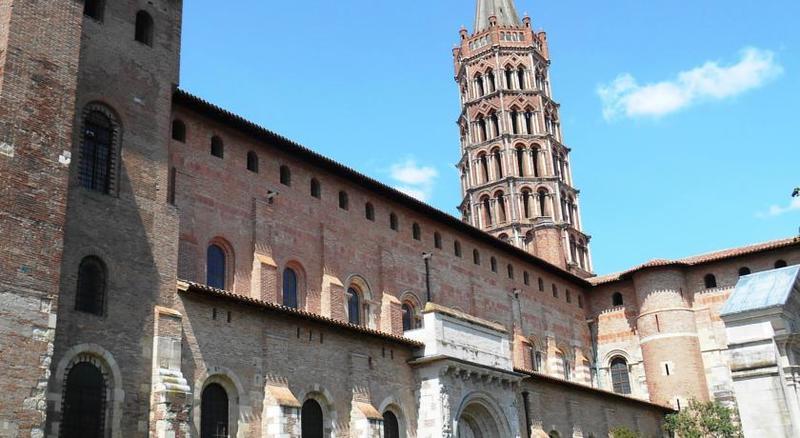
[474,0,522,32]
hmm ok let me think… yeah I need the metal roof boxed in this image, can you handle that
[720,265,800,317]
[475,0,522,32]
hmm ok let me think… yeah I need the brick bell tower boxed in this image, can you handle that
[454,0,592,276]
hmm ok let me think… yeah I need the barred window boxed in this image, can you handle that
[610,357,632,394]
[75,256,107,316]
[80,111,114,194]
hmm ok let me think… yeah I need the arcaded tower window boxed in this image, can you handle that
[135,11,154,46]
[84,0,105,21]
[75,256,107,316]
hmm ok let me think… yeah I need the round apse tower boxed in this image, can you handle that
[633,267,710,408]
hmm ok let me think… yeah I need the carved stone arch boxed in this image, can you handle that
[52,343,125,438]
[603,349,634,366]
[455,391,513,438]
[194,366,249,438]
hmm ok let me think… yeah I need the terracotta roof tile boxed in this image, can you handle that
[178,280,423,347]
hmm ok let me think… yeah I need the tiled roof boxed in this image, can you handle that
[178,280,424,347]
[513,367,675,412]
[172,90,590,288]
[591,237,800,285]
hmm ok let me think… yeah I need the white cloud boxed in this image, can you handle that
[599,47,782,120]
[389,158,438,202]
[757,197,800,219]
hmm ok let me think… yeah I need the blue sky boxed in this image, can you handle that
[180,0,800,274]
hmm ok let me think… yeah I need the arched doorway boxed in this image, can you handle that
[60,362,106,438]
[201,383,229,438]
[457,401,502,438]
[302,399,324,438]
[383,410,400,438]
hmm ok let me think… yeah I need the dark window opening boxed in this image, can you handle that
[201,383,229,438]
[612,292,624,307]
[301,399,323,438]
[538,278,544,292]
[206,244,226,289]
[507,264,514,279]
[210,136,224,158]
[738,267,751,276]
[247,152,259,173]
[402,303,415,331]
[75,256,106,316]
[80,111,114,193]
[704,274,717,289]
[434,232,442,249]
[473,249,481,265]
[83,0,105,20]
[280,165,291,186]
[552,284,558,298]
[60,362,106,438]
[389,213,398,231]
[490,257,498,273]
[610,357,631,395]
[310,178,321,198]
[775,260,788,269]
[338,191,349,210]
[347,287,361,325]
[134,11,154,46]
[171,119,186,142]
[412,223,421,241]
[454,241,462,258]
[365,203,375,221]
[383,411,400,438]
[524,271,530,286]
[282,268,298,309]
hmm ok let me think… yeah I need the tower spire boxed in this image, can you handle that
[474,0,522,32]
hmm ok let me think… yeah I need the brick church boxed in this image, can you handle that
[1,0,798,437]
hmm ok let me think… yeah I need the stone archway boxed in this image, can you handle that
[456,398,509,438]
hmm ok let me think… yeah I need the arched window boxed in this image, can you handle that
[524,271,530,285]
[454,240,462,258]
[522,189,533,218]
[507,264,514,279]
[610,357,632,394]
[704,274,717,289]
[389,213,399,231]
[383,411,400,438]
[517,67,527,89]
[473,249,481,265]
[282,268,299,309]
[402,302,417,331]
[552,284,558,298]
[247,151,259,173]
[84,0,105,20]
[486,70,496,93]
[524,111,534,135]
[301,399,323,438]
[492,149,503,178]
[738,267,751,276]
[310,178,321,198]
[538,189,548,216]
[533,350,543,372]
[171,119,186,142]
[61,362,106,438]
[434,232,442,249]
[477,117,488,142]
[75,256,107,316]
[338,191,349,210]
[80,110,114,193]
[476,74,485,97]
[206,244,227,289]
[211,136,224,158]
[775,260,788,268]
[347,287,361,325]
[134,11,154,46]
[201,383,229,438]
[490,257,498,273]
[412,223,421,240]
[612,292,624,307]
[481,196,493,227]
[280,165,291,186]
[516,146,526,176]
[510,109,520,134]
[365,202,375,221]
[479,153,490,183]
[495,192,506,223]
[505,67,514,89]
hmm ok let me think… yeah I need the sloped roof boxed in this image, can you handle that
[475,0,522,32]
[591,237,800,285]
[720,265,800,317]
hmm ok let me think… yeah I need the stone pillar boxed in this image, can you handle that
[150,307,191,438]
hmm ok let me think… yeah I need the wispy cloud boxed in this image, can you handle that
[389,158,438,202]
[599,47,782,120]
[757,197,800,219]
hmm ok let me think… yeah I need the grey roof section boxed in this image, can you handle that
[475,0,522,32]
[720,265,800,317]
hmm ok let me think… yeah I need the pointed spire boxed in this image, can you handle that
[474,0,522,32]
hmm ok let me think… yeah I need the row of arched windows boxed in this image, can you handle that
[468,144,564,186]
[703,260,789,289]
[467,65,548,100]
[471,108,546,143]
[84,1,155,47]
[478,188,553,227]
